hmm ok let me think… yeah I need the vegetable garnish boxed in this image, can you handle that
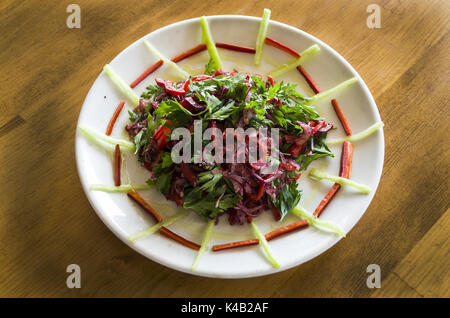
[264,219,309,241]
[254,8,271,66]
[128,211,187,242]
[114,144,121,186]
[265,37,300,58]
[331,99,352,136]
[143,40,190,79]
[305,77,358,104]
[309,168,371,194]
[171,44,207,63]
[130,60,163,88]
[313,184,341,218]
[251,221,280,268]
[106,101,126,136]
[212,239,260,251]
[291,205,346,237]
[127,189,163,222]
[212,219,309,251]
[200,16,223,73]
[268,44,321,77]
[90,184,152,192]
[103,64,140,106]
[215,42,256,54]
[159,227,201,250]
[192,219,215,270]
[79,125,135,152]
[314,141,353,217]
[296,65,321,94]
[327,122,384,145]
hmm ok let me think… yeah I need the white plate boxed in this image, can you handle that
[75,15,384,278]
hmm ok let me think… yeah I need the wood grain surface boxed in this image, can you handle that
[1,0,449,297]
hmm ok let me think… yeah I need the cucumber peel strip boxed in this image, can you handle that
[305,77,359,105]
[327,122,384,145]
[191,219,215,271]
[268,44,320,77]
[90,184,152,192]
[291,205,346,237]
[251,221,281,268]
[143,40,190,79]
[200,16,223,71]
[103,64,140,106]
[309,168,371,194]
[254,8,271,66]
[128,211,188,243]
[79,125,135,152]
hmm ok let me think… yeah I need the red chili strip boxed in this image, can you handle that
[212,219,309,252]
[339,141,354,179]
[130,60,163,89]
[331,99,352,136]
[313,184,341,218]
[265,37,300,58]
[171,44,207,63]
[212,239,260,251]
[296,65,321,94]
[159,227,201,250]
[313,141,354,217]
[106,101,125,136]
[114,144,121,186]
[215,42,256,54]
[127,189,163,223]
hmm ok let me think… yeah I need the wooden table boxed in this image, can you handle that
[1,0,448,298]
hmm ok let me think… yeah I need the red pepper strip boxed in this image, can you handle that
[340,141,354,178]
[313,141,354,218]
[114,144,121,186]
[215,42,256,54]
[265,37,301,58]
[313,184,341,218]
[106,101,125,136]
[127,189,163,223]
[159,227,201,250]
[154,126,171,150]
[312,120,326,134]
[212,239,259,251]
[130,60,163,88]
[155,78,187,96]
[265,219,309,241]
[267,75,275,86]
[331,99,352,136]
[193,75,213,81]
[297,65,321,94]
[212,219,309,251]
[171,44,207,63]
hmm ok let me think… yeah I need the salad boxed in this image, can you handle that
[126,71,334,225]
[79,9,383,270]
